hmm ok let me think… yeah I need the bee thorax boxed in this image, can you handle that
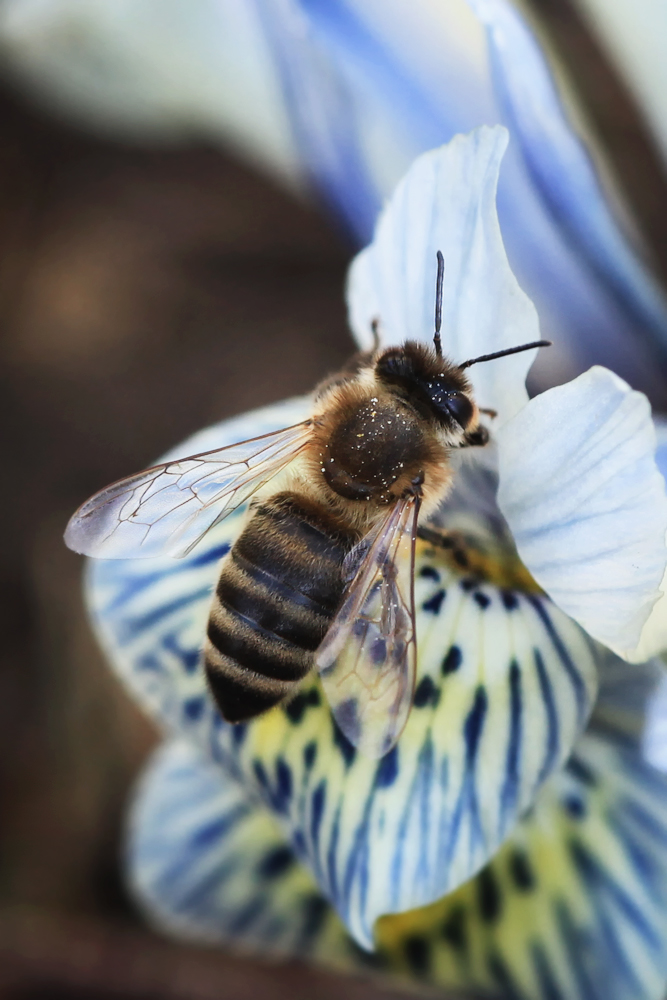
[319,399,428,501]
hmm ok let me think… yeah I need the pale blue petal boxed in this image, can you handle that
[255,0,486,241]
[87,398,599,949]
[347,126,543,428]
[642,670,667,774]
[655,418,667,484]
[497,367,667,661]
[128,738,354,962]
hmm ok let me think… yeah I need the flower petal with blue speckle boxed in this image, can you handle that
[88,401,599,950]
[128,738,355,963]
[127,657,667,1000]
[376,656,667,1000]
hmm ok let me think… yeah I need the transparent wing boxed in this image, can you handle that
[65,421,312,559]
[316,494,420,759]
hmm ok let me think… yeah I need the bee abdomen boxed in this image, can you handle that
[204,493,358,723]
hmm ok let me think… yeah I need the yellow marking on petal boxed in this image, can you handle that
[417,532,542,595]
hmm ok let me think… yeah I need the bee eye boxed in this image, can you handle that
[444,392,473,428]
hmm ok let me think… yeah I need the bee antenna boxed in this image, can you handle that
[434,250,444,358]
[458,339,552,369]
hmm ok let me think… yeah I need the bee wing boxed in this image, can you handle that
[65,421,312,559]
[316,494,420,759]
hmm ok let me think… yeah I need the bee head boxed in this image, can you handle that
[370,252,550,441]
[374,342,476,432]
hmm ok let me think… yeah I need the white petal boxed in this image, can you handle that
[497,367,667,660]
[347,125,543,427]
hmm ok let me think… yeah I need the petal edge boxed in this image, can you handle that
[497,366,667,659]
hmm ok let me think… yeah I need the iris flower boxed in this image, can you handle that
[2,0,667,400]
[84,127,667,1000]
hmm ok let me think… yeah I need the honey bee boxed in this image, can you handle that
[65,253,548,758]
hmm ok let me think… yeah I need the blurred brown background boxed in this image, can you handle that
[0,72,360,999]
[0,0,666,996]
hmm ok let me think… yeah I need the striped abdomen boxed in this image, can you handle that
[204,493,359,722]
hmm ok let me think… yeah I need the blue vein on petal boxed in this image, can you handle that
[531,944,563,1000]
[499,659,522,836]
[444,687,488,878]
[342,784,375,932]
[326,804,343,909]
[110,588,213,647]
[163,632,200,674]
[556,900,602,1000]
[155,802,253,900]
[533,648,560,788]
[529,596,588,725]
[99,543,230,615]
[612,799,667,910]
[389,737,434,911]
[310,781,326,862]
[619,796,667,846]
[567,840,660,994]
[569,836,660,949]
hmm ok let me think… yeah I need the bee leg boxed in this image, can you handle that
[461,407,495,446]
[460,424,489,448]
